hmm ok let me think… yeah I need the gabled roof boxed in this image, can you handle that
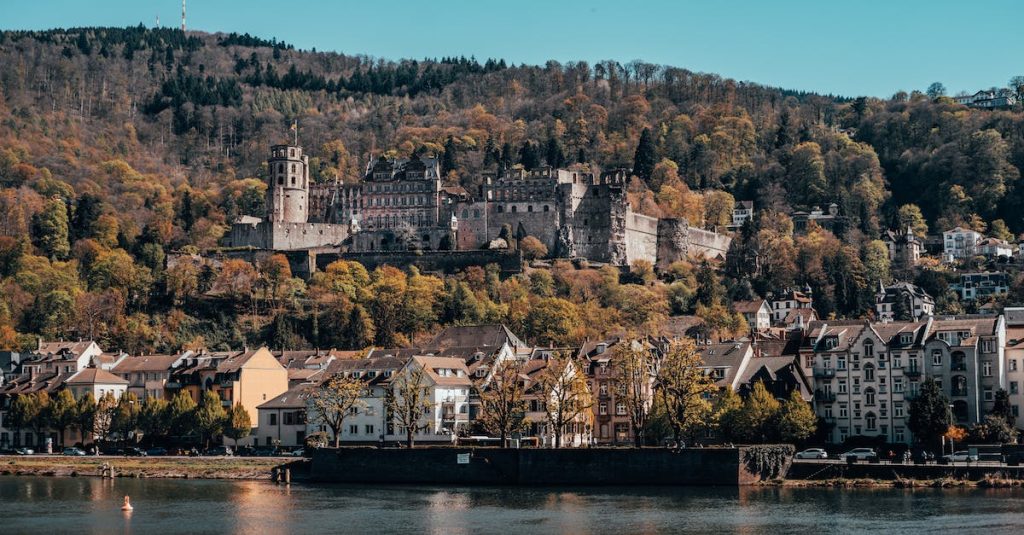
[37,340,98,356]
[112,354,182,374]
[218,347,274,374]
[411,355,473,387]
[428,324,526,350]
[66,367,129,385]
[697,342,753,388]
[734,299,768,314]
[258,384,313,410]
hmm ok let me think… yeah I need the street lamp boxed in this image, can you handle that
[948,403,955,457]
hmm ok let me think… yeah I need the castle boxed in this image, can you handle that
[225,143,731,269]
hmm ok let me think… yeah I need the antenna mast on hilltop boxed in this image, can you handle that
[181,0,186,32]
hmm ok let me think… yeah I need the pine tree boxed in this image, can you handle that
[632,127,657,181]
[545,137,565,168]
[519,141,540,169]
[441,136,458,176]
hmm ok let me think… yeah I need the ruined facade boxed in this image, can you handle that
[226,144,730,267]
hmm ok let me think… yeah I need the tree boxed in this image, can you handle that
[138,396,169,444]
[167,390,197,442]
[91,392,118,444]
[223,403,253,444]
[478,359,528,447]
[31,197,70,260]
[306,372,366,447]
[195,390,228,449]
[388,365,433,448]
[537,354,592,448]
[969,415,1017,444]
[518,141,540,169]
[788,142,826,206]
[8,393,41,446]
[75,392,97,443]
[519,236,548,261]
[776,389,816,444]
[523,297,580,346]
[657,339,718,445]
[613,340,658,447]
[49,389,78,447]
[991,388,1014,426]
[896,204,928,237]
[908,378,951,450]
[632,127,657,181]
[441,136,458,176]
[926,82,946,99]
[111,392,141,444]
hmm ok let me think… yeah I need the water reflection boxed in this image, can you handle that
[4,476,1024,534]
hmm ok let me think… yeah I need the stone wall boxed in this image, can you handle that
[225,220,350,251]
[321,250,523,276]
[655,219,732,269]
[310,446,779,486]
[786,460,1024,481]
[624,211,659,265]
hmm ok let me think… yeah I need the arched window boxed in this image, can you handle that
[952,400,969,422]
[527,205,533,212]
[511,205,517,213]
[863,339,874,357]
[866,412,877,430]
[865,387,876,406]
[951,351,967,371]
[543,205,550,212]
[952,375,967,397]
[864,363,875,382]
[497,205,504,213]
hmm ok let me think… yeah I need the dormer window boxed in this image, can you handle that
[824,336,839,350]
[900,333,912,345]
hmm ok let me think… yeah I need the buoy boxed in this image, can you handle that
[121,495,134,512]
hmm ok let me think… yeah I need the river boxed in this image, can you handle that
[2,476,1023,534]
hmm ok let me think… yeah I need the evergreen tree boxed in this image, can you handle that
[195,390,227,449]
[632,127,657,181]
[519,141,540,170]
[992,389,1014,426]
[500,142,514,168]
[32,197,70,260]
[908,378,951,449]
[345,304,374,350]
[167,390,197,442]
[546,137,565,168]
[71,193,103,242]
[76,392,97,441]
[441,136,458,177]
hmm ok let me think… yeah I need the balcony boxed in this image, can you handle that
[950,364,967,372]
[951,388,968,397]
[813,367,836,379]
[814,390,837,402]
[904,368,922,379]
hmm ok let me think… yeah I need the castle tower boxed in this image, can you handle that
[267,144,309,224]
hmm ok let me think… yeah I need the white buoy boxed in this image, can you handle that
[121,495,134,512]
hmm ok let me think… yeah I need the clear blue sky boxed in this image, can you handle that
[4,0,1022,98]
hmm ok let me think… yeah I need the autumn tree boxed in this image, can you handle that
[306,372,366,447]
[31,197,70,260]
[223,403,253,444]
[91,392,118,444]
[537,354,593,448]
[478,359,528,446]
[111,392,141,444]
[777,390,816,444]
[138,396,170,444]
[387,365,433,448]
[656,340,718,446]
[49,389,79,447]
[519,236,548,261]
[167,390,197,442]
[75,392,97,442]
[613,340,658,447]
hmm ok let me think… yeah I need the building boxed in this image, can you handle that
[734,299,772,332]
[255,383,312,448]
[20,340,102,378]
[943,227,983,261]
[804,315,1005,445]
[228,143,732,269]
[954,89,1018,109]
[520,351,593,448]
[771,289,814,324]
[166,347,289,441]
[1003,307,1024,429]
[875,281,935,321]
[729,201,754,230]
[792,204,848,234]
[977,237,1014,259]
[883,226,922,270]
[392,356,473,443]
[580,337,659,446]
[952,272,1010,301]
[111,353,186,400]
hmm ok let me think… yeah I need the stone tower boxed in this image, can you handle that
[267,144,309,224]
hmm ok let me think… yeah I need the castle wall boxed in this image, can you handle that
[350,228,452,252]
[656,219,731,269]
[685,226,731,260]
[567,183,618,263]
[226,220,270,249]
[267,222,350,251]
[624,211,659,265]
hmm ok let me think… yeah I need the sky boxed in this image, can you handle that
[3,0,1022,98]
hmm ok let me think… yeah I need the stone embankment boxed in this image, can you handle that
[0,455,297,480]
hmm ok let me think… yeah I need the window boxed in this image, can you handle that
[615,403,626,416]
[864,364,875,382]
[838,380,847,394]
[599,402,607,415]
[365,425,375,435]
[932,350,942,366]
[269,413,277,426]
[983,361,993,377]
[599,383,608,396]
[894,378,904,393]
[894,402,904,418]
[895,428,905,443]
[349,424,358,435]
[863,340,874,357]
[838,357,846,370]
[866,413,877,430]
[1012,381,1019,395]
[1012,359,1019,372]
[865,388,876,406]
[839,404,848,418]
[984,387,993,402]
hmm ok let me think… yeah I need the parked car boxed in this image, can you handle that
[942,450,979,462]
[62,447,86,456]
[794,448,828,460]
[14,447,35,455]
[122,447,147,457]
[145,447,168,456]
[204,446,233,456]
[289,448,305,457]
[839,448,877,461]
[253,446,279,457]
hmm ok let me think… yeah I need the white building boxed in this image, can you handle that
[943,227,983,261]
[255,384,311,448]
[1004,308,1024,430]
[977,237,1013,259]
[875,281,935,321]
[734,299,772,331]
[771,289,814,323]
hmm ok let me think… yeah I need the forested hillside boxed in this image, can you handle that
[1,26,1023,354]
